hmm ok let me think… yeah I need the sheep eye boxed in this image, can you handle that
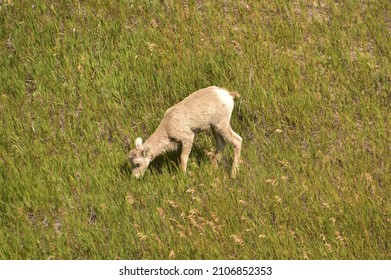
[135,163,141,168]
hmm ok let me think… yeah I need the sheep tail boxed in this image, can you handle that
[229,91,240,98]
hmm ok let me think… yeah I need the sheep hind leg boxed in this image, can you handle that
[214,124,242,178]
[211,126,226,165]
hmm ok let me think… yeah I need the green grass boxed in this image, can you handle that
[0,0,390,259]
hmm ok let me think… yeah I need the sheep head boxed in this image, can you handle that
[128,137,151,179]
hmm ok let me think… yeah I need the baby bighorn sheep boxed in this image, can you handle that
[129,86,242,178]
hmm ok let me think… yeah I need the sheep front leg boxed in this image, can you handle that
[179,135,194,173]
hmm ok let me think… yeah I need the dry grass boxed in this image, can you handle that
[0,0,390,259]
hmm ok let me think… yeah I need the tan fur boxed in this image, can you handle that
[229,91,240,98]
[129,86,242,178]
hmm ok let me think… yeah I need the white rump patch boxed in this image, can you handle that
[214,87,234,111]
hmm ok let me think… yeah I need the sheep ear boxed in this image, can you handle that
[142,146,150,157]
[135,137,143,148]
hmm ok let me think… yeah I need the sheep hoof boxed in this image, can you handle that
[211,153,223,166]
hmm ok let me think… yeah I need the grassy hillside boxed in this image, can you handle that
[0,0,390,259]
